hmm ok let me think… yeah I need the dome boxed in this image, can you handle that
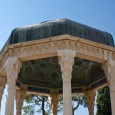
[1,18,114,53]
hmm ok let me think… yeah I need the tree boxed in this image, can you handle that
[23,94,87,115]
[23,94,50,115]
[53,94,87,115]
[72,95,87,115]
[23,95,64,115]
[96,86,111,115]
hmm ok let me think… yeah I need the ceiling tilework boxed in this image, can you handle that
[18,57,62,88]
[18,57,105,89]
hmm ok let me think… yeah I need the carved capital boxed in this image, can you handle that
[5,57,22,89]
[58,49,76,82]
[16,90,26,100]
[85,91,96,115]
[102,60,115,92]
[85,91,96,102]
[5,57,22,79]
[16,90,26,115]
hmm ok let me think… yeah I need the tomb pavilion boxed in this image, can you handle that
[0,18,115,115]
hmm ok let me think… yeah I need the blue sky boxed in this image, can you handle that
[0,0,115,115]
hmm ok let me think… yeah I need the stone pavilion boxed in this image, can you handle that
[0,19,115,115]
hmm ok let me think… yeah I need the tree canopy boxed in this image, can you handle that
[23,95,50,115]
[96,86,111,115]
[23,94,87,115]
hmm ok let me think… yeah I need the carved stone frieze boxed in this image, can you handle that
[0,35,115,74]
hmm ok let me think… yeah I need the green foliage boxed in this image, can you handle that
[72,95,87,115]
[23,94,87,115]
[57,96,63,113]
[23,105,35,115]
[23,94,50,115]
[72,95,86,108]
[96,86,111,115]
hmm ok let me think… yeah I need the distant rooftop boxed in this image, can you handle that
[1,18,114,53]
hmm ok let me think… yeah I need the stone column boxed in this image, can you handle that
[50,94,58,115]
[102,60,115,115]
[58,49,76,115]
[0,76,6,110]
[85,91,96,115]
[16,90,26,115]
[5,57,22,115]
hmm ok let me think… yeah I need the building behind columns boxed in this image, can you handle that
[0,18,115,115]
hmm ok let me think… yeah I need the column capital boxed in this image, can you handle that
[85,91,96,106]
[16,90,26,115]
[102,60,115,92]
[5,57,22,79]
[85,91,96,115]
[58,49,76,65]
[58,49,76,82]
[16,90,26,100]
[5,57,22,90]
[85,91,96,101]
